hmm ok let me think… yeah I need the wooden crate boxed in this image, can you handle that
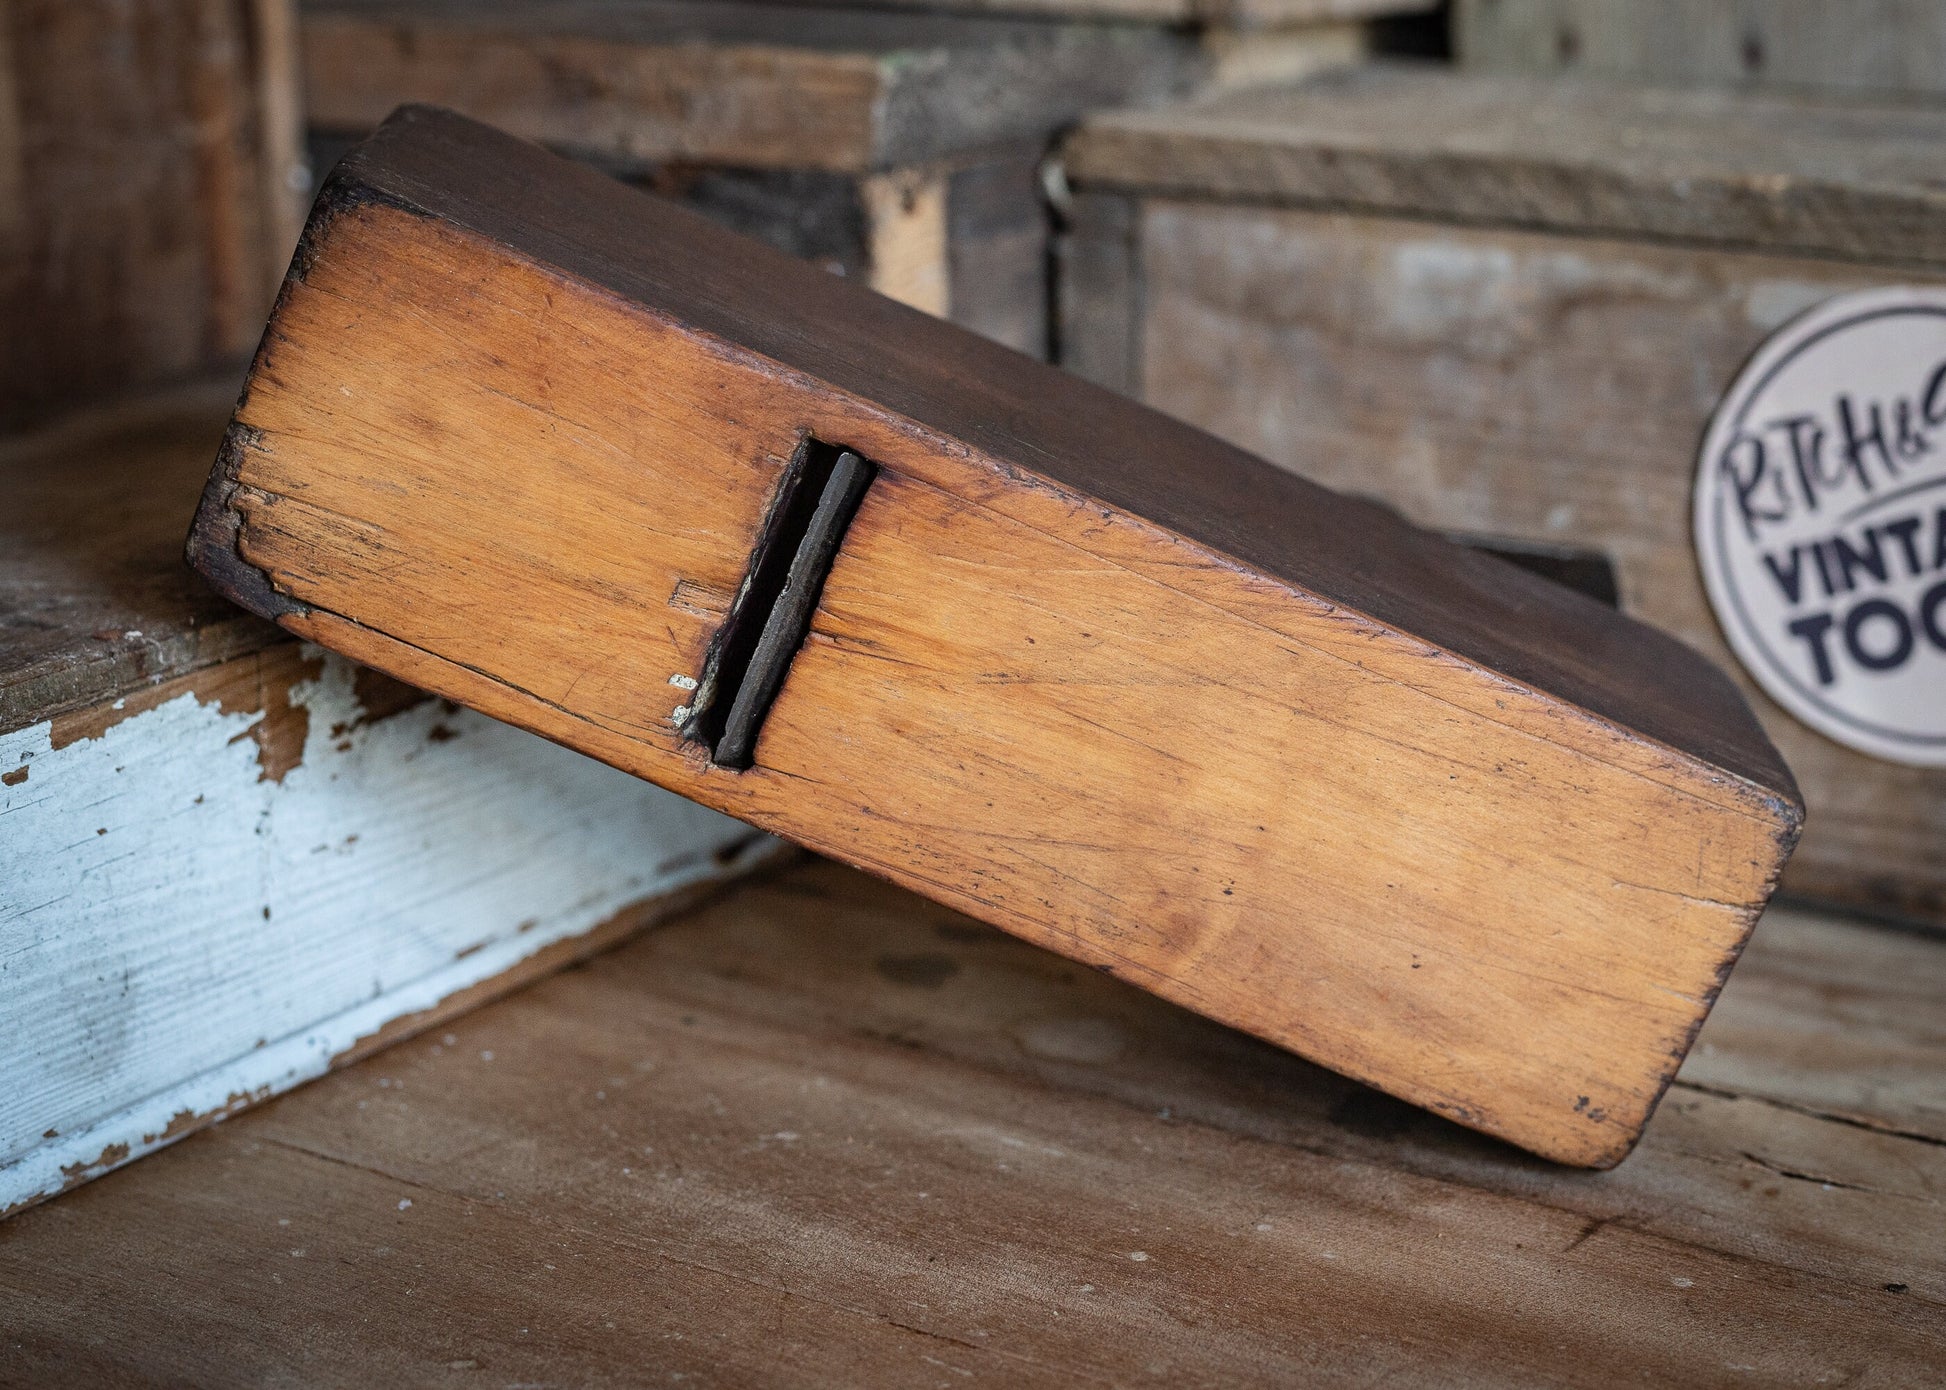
[1060,67,1946,924]
[3,857,1939,1379]
[1457,0,1946,102]
[0,0,307,429]
[0,388,778,1218]
[298,0,1206,358]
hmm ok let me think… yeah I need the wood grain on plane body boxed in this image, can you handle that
[188,106,1802,1167]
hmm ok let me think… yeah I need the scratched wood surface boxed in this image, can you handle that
[1,0,305,429]
[1057,72,1946,924]
[189,108,1800,1167]
[1,857,1938,1386]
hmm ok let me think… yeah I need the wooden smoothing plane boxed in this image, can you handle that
[189,107,1803,1167]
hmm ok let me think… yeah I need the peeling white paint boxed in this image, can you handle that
[0,647,773,1214]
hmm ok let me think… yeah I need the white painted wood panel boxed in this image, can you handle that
[0,644,774,1215]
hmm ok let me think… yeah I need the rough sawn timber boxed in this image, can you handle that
[189,107,1803,1168]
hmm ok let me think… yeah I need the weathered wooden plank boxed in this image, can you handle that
[300,0,1197,175]
[0,859,1936,1385]
[189,108,1799,1167]
[764,0,1436,25]
[1063,66,1946,268]
[1680,906,1946,1144]
[549,866,1946,1301]
[0,641,777,1217]
[298,0,1193,355]
[1,0,307,428]
[1457,0,1946,103]
[1063,196,1946,921]
[0,396,779,1216]
[0,381,281,735]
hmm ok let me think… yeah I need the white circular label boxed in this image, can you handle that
[1696,287,1946,766]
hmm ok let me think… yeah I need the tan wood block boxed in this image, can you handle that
[188,107,1802,1166]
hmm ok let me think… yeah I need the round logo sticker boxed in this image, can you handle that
[1696,287,1946,766]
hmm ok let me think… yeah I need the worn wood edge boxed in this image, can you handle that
[182,158,432,631]
[184,213,336,628]
[0,836,791,1224]
[186,422,310,624]
[0,609,286,741]
[1059,112,1946,272]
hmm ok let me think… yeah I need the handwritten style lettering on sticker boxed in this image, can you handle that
[1696,286,1946,767]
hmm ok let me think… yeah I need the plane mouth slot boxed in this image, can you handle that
[691,439,878,770]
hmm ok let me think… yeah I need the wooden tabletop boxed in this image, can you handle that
[4,856,1939,1384]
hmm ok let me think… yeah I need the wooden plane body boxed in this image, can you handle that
[191,107,1802,1167]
